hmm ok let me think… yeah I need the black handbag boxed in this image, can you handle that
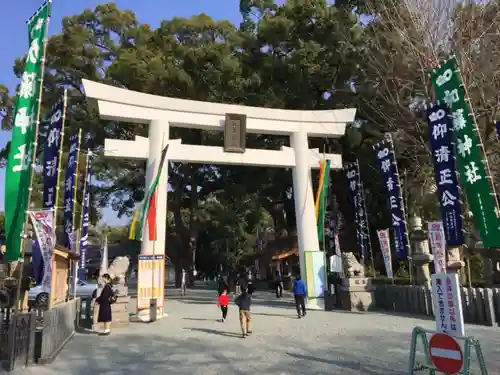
[109,291,118,304]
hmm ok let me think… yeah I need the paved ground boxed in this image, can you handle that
[24,285,500,374]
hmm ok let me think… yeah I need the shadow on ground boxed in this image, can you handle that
[34,332,406,375]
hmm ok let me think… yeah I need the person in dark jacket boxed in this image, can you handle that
[234,287,252,338]
[275,270,283,298]
[238,270,248,294]
[293,274,307,318]
[96,273,114,335]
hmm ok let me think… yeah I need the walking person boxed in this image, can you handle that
[238,269,248,293]
[181,269,187,296]
[275,270,283,298]
[235,287,252,338]
[217,288,229,322]
[293,274,307,318]
[95,273,116,335]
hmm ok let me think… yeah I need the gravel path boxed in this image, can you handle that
[21,286,500,375]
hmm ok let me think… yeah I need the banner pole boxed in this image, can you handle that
[360,181,376,276]
[53,88,67,229]
[72,129,82,231]
[70,129,82,286]
[76,151,90,279]
[15,3,51,313]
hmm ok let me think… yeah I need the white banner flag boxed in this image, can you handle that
[29,210,55,293]
[68,230,78,253]
[377,229,393,279]
[428,221,447,274]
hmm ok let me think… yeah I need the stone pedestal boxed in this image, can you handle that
[93,296,130,329]
[447,246,466,283]
[339,277,375,311]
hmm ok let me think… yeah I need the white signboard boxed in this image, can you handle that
[431,273,465,337]
[377,229,393,279]
[329,254,343,274]
[428,221,447,274]
[334,234,341,256]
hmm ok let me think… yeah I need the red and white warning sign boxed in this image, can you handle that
[429,333,463,374]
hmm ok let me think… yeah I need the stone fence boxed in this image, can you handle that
[373,284,500,327]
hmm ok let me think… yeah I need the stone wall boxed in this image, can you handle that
[373,284,500,327]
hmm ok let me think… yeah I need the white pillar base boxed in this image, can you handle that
[306,297,325,311]
[133,308,168,322]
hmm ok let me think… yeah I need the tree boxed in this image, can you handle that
[351,0,500,222]
[0,1,397,274]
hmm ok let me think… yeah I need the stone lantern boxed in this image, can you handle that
[409,216,433,286]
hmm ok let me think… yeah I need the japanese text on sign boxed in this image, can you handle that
[431,273,465,337]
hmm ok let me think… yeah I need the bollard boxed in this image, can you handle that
[149,298,157,322]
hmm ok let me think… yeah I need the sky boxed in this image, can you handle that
[0,0,244,226]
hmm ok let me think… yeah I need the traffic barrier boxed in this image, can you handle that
[407,326,488,375]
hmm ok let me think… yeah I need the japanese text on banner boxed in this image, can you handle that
[430,57,500,248]
[344,162,369,258]
[63,135,79,247]
[428,221,447,274]
[43,98,64,209]
[373,139,410,259]
[377,229,393,279]
[78,157,91,281]
[426,104,464,246]
[29,210,55,294]
[4,3,50,262]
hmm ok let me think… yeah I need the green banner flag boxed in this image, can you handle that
[4,2,51,262]
[317,159,331,243]
[430,56,500,248]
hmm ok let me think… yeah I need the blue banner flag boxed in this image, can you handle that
[33,98,65,285]
[344,161,369,259]
[78,156,91,281]
[427,104,464,246]
[43,98,64,209]
[373,136,410,260]
[64,135,79,246]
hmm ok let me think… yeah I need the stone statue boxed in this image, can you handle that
[341,252,365,277]
[105,256,130,296]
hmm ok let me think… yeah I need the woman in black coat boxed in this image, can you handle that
[96,273,114,335]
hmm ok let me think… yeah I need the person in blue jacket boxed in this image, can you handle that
[292,274,307,318]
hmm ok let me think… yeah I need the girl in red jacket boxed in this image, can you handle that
[217,289,229,322]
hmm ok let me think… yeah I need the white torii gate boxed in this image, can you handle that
[82,79,356,321]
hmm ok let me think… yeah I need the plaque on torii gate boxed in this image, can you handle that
[224,113,246,153]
